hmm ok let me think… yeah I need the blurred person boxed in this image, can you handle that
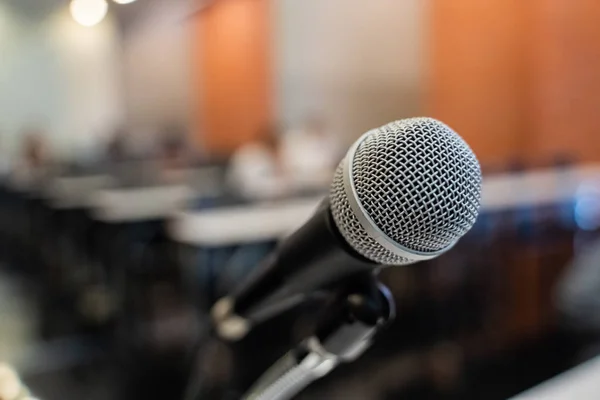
[11,130,51,190]
[104,126,160,186]
[102,127,141,185]
[23,132,46,169]
[281,115,340,192]
[0,135,10,180]
[106,127,129,164]
[157,125,193,184]
[227,124,288,200]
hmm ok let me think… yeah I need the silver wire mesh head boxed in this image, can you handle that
[329,117,482,265]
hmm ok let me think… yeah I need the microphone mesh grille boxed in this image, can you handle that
[330,117,482,265]
[330,166,414,265]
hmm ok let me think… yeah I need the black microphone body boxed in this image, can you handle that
[227,199,375,323]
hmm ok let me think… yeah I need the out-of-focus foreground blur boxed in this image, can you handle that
[1,0,600,399]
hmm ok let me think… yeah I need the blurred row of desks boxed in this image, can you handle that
[173,164,600,246]
[6,164,600,247]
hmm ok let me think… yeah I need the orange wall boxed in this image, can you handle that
[191,0,272,155]
[427,0,528,169]
[529,0,600,163]
[428,0,600,167]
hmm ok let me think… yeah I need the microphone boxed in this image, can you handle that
[212,117,483,340]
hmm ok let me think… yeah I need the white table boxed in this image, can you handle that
[86,165,225,222]
[510,356,600,399]
[481,164,600,211]
[171,165,600,247]
[44,175,115,209]
[172,197,324,246]
[90,185,195,223]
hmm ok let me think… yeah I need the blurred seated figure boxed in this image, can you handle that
[102,127,135,185]
[281,115,339,192]
[0,136,11,182]
[11,130,51,191]
[157,125,193,184]
[103,127,156,187]
[106,127,129,165]
[227,125,288,200]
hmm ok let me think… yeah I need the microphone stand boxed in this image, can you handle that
[240,272,395,400]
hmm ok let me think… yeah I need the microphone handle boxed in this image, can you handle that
[229,199,375,321]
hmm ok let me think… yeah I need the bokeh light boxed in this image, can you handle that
[70,0,108,27]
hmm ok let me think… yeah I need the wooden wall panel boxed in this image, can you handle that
[192,0,272,155]
[427,0,528,169]
[428,0,600,167]
[528,0,600,163]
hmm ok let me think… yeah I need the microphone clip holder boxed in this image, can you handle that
[241,274,395,400]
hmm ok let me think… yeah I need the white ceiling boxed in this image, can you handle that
[2,0,200,32]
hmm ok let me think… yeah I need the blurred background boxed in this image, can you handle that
[1,0,600,399]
